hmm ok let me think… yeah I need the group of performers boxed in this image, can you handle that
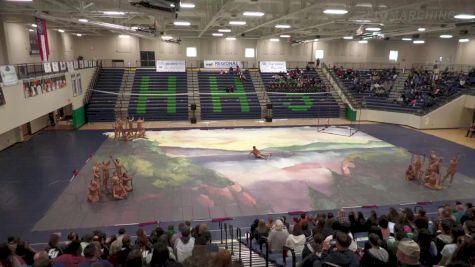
[87,156,133,202]
[112,117,146,141]
[405,151,459,190]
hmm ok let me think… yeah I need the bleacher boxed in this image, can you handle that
[198,71,262,120]
[127,69,188,121]
[261,70,340,119]
[86,68,124,122]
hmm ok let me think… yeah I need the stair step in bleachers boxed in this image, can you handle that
[198,71,262,120]
[261,70,341,119]
[87,68,124,122]
[127,69,189,121]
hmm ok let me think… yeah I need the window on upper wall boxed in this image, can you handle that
[245,48,255,58]
[186,47,197,57]
[315,50,324,59]
[389,50,399,61]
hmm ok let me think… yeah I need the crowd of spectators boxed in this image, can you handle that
[0,222,242,267]
[334,66,399,97]
[266,68,329,93]
[250,201,475,267]
[396,69,471,108]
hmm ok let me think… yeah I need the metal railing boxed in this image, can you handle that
[83,65,101,105]
[333,62,401,70]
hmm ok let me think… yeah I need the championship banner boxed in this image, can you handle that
[79,60,84,69]
[67,61,75,72]
[23,74,67,98]
[52,62,59,72]
[60,61,66,71]
[259,61,287,73]
[204,60,242,69]
[43,62,52,73]
[73,60,79,69]
[0,65,19,86]
[156,60,186,72]
[92,61,97,67]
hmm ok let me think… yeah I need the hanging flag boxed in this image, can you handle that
[35,17,49,62]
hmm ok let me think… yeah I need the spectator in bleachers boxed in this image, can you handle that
[268,219,289,253]
[439,225,465,266]
[34,251,50,267]
[360,233,390,267]
[53,241,84,267]
[435,220,454,255]
[0,243,27,267]
[46,234,63,260]
[285,222,306,254]
[378,216,391,241]
[416,229,437,266]
[300,233,323,267]
[320,231,359,267]
[253,220,269,248]
[149,244,181,267]
[174,228,194,263]
[79,244,112,267]
[446,237,475,266]
[396,239,421,267]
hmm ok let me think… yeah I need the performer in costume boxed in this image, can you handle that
[405,165,416,181]
[249,146,271,160]
[413,155,423,180]
[87,179,100,203]
[112,173,127,200]
[425,171,442,190]
[442,156,459,185]
[101,160,111,189]
[122,173,133,192]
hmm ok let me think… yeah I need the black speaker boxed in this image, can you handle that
[266,103,273,109]
[190,117,197,123]
[460,30,468,35]
[241,33,245,37]
[265,116,272,122]
[190,104,196,110]
[384,37,390,41]
[412,34,420,39]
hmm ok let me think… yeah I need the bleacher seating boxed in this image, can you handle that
[198,71,262,120]
[127,69,188,121]
[261,70,340,119]
[86,68,124,122]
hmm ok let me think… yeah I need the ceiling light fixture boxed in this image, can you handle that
[454,14,475,20]
[459,38,469,43]
[78,18,88,23]
[323,9,348,15]
[343,36,353,40]
[28,29,34,32]
[402,38,412,41]
[358,40,368,44]
[440,34,453,39]
[180,2,195,8]
[58,29,64,33]
[212,33,223,37]
[365,27,381,31]
[226,37,236,40]
[314,39,319,42]
[31,23,37,27]
[118,34,130,38]
[355,3,373,8]
[103,11,125,15]
[218,29,231,32]
[174,21,191,26]
[413,40,425,44]
[418,27,426,32]
[6,0,32,1]
[229,21,246,25]
[131,26,139,30]
[161,35,173,40]
[275,24,291,28]
[243,11,264,17]
[270,38,280,42]
[76,33,82,37]
[280,34,291,38]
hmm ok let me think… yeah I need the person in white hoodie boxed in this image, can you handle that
[285,222,306,255]
[174,228,195,263]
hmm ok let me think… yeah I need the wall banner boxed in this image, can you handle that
[156,60,186,72]
[259,61,287,73]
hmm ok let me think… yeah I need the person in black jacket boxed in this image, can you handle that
[320,231,359,267]
[360,234,390,267]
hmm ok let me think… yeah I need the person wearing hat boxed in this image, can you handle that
[396,239,421,267]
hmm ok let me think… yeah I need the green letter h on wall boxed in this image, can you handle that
[136,76,177,114]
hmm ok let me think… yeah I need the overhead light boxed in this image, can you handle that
[280,34,291,38]
[103,11,125,15]
[28,29,34,32]
[212,33,223,37]
[76,33,82,37]
[402,38,412,41]
[180,2,195,8]
[413,40,425,44]
[226,37,236,40]
[78,18,88,23]
[58,29,65,33]
[418,27,426,32]
[378,4,388,8]
[343,36,353,40]
[355,3,373,8]
[161,35,173,40]
[90,21,130,30]
[314,39,319,42]
[229,21,246,25]
[31,23,37,28]
[323,9,348,15]
[174,21,191,26]
[170,3,175,7]
[454,14,475,20]
[350,19,372,23]
[358,40,368,44]
[440,34,453,39]
[118,34,130,39]
[218,29,231,32]
[131,26,139,30]
[275,24,291,29]
[243,11,264,17]
[459,38,469,43]
[365,27,381,31]
[270,38,280,42]
[6,0,33,2]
